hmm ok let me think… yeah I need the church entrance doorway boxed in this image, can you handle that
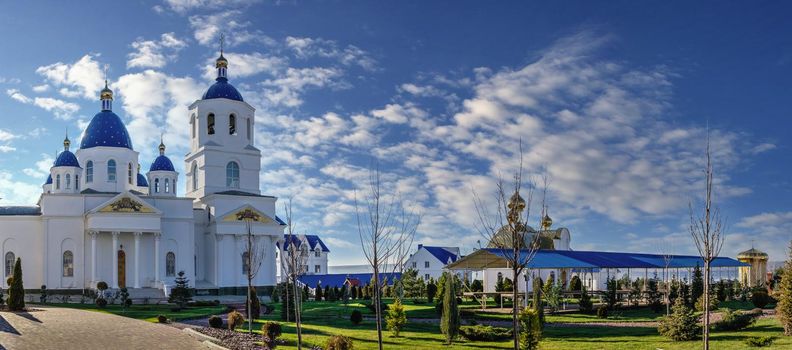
[118,250,126,288]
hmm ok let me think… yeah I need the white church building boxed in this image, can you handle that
[0,49,286,296]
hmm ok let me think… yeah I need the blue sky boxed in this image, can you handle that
[0,0,791,265]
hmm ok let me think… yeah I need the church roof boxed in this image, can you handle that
[149,155,175,172]
[737,248,768,259]
[297,272,402,289]
[279,234,330,252]
[0,206,41,216]
[202,78,244,102]
[419,245,460,264]
[136,173,149,187]
[213,190,275,198]
[80,111,133,150]
[53,150,80,168]
[45,174,52,185]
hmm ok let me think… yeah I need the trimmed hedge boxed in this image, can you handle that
[460,325,512,341]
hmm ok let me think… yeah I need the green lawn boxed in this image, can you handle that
[39,302,227,323]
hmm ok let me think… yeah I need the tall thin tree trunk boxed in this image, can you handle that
[374,261,383,350]
[512,264,519,350]
[703,261,710,350]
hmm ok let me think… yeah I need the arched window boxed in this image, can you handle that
[65,173,71,189]
[165,178,170,193]
[128,163,133,184]
[242,252,250,275]
[75,175,80,190]
[191,162,198,191]
[56,174,61,190]
[4,252,14,277]
[229,114,236,135]
[107,160,116,182]
[246,118,251,140]
[86,161,93,183]
[154,178,160,193]
[207,114,215,135]
[166,252,176,277]
[63,251,74,277]
[226,162,239,188]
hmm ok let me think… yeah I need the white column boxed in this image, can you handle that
[134,232,142,288]
[111,231,120,289]
[154,232,161,285]
[235,235,243,287]
[215,235,224,286]
[90,231,98,284]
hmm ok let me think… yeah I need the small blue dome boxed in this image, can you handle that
[136,173,149,187]
[80,111,133,150]
[45,174,52,185]
[202,78,243,102]
[54,150,80,168]
[149,155,175,172]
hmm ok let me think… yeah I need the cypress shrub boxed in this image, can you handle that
[208,315,223,328]
[752,289,773,309]
[426,280,437,303]
[350,309,363,325]
[712,308,758,331]
[315,283,323,301]
[578,287,593,313]
[459,325,512,341]
[518,307,541,350]
[247,286,261,319]
[658,298,701,341]
[440,273,460,344]
[596,305,608,319]
[279,282,295,321]
[777,241,792,335]
[7,258,25,311]
[386,298,407,336]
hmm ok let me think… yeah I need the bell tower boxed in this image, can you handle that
[185,40,261,200]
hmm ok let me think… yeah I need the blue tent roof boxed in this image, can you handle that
[45,174,52,185]
[149,155,175,172]
[461,249,748,270]
[54,150,80,168]
[136,173,149,187]
[297,272,402,289]
[421,246,460,264]
[80,111,133,150]
[202,78,244,101]
[279,234,330,252]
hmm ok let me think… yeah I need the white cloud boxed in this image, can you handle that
[286,36,378,71]
[202,52,284,80]
[0,171,41,205]
[188,10,272,47]
[32,84,50,93]
[163,0,261,13]
[0,129,17,142]
[127,33,188,69]
[22,153,54,179]
[371,103,427,125]
[36,54,104,99]
[6,89,80,120]
[750,143,776,155]
[6,88,31,103]
[261,67,345,108]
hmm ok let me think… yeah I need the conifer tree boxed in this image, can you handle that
[426,279,438,303]
[777,241,792,335]
[440,273,460,344]
[168,270,192,309]
[386,298,407,336]
[315,283,323,301]
[691,264,704,305]
[7,257,25,311]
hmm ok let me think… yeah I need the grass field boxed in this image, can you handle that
[39,302,227,323]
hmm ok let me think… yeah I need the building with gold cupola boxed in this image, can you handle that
[737,247,768,287]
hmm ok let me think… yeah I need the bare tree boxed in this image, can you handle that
[473,152,545,350]
[658,239,674,316]
[237,209,267,333]
[688,133,726,350]
[282,199,307,350]
[355,166,420,350]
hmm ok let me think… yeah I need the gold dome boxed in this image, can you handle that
[737,248,768,260]
[216,54,228,68]
[63,135,70,150]
[541,214,553,229]
[100,80,113,100]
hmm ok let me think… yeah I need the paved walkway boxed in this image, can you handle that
[0,307,211,350]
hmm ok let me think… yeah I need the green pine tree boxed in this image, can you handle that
[168,271,192,309]
[315,282,323,301]
[691,264,704,307]
[426,279,438,303]
[440,273,460,344]
[776,240,792,335]
[518,307,541,350]
[386,298,407,336]
[7,257,25,311]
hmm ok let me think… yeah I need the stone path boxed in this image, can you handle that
[0,307,212,350]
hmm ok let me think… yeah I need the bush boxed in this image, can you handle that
[695,293,718,312]
[95,298,108,308]
[96,281,108,291]
[157,315,168,323]
[227,310,245,330]
[712,308,758,331]
[570,276,582,292]
[578,288,593,314]
[658,298,701,341]
[247,287,261,319]
[364,301,388,313]
[596,305,608,319]
[386,298,407,336]
[744,336,776,347]
[752,290,773,309]
[39,285,48,304]
[350,310,363,325]
[325,335,354,350]
[261,321,282,340]
[7,258,24,311]
[208,315,223,328]
[460,325,512,341]
[519,307,541,350]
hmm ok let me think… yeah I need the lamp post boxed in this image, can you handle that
[236,208,260,333]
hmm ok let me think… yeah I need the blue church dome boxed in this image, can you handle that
[149,155,175,172]
[80,111,133,150]
[202,78,244,102]
[53,150,80,168]
[45,174,52,185]
[136,173,149,187]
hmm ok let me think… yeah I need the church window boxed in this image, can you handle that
[75,175,80,190]
[191,162,198,190]
[411,261,416,268]
[315,265,321,273]
[65,173,71,189]
[229,114,236,135]
[246,118,251,140]
[56,174,61,190]
[4,252,14,277]
[128,163,133,184]
[166,252,176,277]
[242,252,250,275]
[207,114,215,135]
[86,161,93,182]
[226,162,240,188]
[154,178,160,193]
[315,248,321,257]
[165,178,170,193]
[425,273,430,280]
[107,160,116,182]
[63,251,74,277]
[425,261,430,268]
